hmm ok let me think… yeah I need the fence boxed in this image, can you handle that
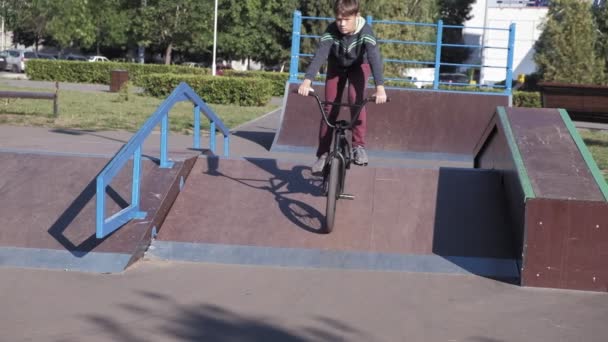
[288,11,516,95]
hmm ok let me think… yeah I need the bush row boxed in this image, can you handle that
[25,59,543,108]
[138,74,273,106]
[25,60,208,85]
[224,70,289,96]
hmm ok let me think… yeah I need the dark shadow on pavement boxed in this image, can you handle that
[83,289,368,341]
[50,128,129,144]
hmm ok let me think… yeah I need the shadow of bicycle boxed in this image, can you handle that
[204,157,328,234]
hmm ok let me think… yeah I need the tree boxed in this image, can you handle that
[88,0,129,55]
[6,0,54,51]
[594,1,608,78]
[218,0,297,68]
[135,0,212,65]
[47,0,95,52]
[438,0,475,72]
[534,0,605,84]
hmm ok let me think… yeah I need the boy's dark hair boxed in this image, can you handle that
[334,0,359,17]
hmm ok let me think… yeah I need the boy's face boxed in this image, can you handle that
[335,13,358,35]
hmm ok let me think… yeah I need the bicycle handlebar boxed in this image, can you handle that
[303,90,390,130]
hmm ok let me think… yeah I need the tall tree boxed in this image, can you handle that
[594,1,608,79]
[88,0,129,55]
[218,0,297,68]
[47,0,95,52]
[535,0,605,84]
[438,0,475,72]
[7,0,54,51]
[136,0,211,65]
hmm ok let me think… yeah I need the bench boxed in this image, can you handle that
[0,81,59,116]
[539,82,608,123]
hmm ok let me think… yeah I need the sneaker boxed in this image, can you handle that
[353,146,368,165]
[311,153,328,174]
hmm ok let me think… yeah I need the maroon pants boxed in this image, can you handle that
[316,63,371,157]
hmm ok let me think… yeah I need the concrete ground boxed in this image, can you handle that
[1,80,608,341]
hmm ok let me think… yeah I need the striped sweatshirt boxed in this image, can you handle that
[304,16,384,86]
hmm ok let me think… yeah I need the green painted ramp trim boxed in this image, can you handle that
[496,107,536,200]
[558,109,608,202]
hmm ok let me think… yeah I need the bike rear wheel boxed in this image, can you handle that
[324,156,341,233]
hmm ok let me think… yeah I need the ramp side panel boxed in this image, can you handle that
[474,114,527,261]
[522,198,608,292]
[506,107,604,201]
[273,83,509,155]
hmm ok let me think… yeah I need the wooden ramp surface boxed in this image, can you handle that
[152,157,518,278]
[0,152,193,272]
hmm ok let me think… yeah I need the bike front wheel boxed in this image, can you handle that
[324,156,342,233]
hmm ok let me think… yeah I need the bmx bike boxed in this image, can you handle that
[306,91,388,233]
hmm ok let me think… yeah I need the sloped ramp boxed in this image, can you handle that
[0,152,195,273]
[149,156,519,279]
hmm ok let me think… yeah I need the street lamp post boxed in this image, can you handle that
[212,0,218,76]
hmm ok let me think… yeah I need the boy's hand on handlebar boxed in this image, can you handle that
[298,79,314,96]
[373,85,387,104]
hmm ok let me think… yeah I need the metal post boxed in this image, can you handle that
[224,135,230,157]
[212,0,218,76]
[210,121,216,154]
[433,20,444,90]
[131,146,142,207]
[194,106,201,149]
[289,11,302,83]
[160,114,173,168]
[505,23,516,96]
[366,15,373,27]
[95,178,105,238]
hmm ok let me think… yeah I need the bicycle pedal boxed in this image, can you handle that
[339,194,355,200]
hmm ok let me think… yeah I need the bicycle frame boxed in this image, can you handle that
[308,92,374,194]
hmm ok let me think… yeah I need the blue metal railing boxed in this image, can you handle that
[289,11,516,95]
[95,82,230,239]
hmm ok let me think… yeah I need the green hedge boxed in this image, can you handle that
[224,70,288,96]
[25,60,208,85]
[513,91,541,108]
[139,74,273,106]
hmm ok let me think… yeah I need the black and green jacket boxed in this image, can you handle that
[304,16,384,86]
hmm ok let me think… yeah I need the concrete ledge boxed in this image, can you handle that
[148,241,520,279]
[0,247,132,273]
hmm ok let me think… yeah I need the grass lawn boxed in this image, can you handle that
[0,85,278,134]
[579,129,608,182]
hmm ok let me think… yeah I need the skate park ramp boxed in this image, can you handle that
[0,151,195,273]
[271,83,509,167]
[2,84,608,292]
[149,102,608,292]
[149,157,519,280]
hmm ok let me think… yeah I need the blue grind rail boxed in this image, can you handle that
[289,11,516,95]
[95,82,230,239]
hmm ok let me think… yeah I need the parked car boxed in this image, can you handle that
[3,49,28,72]
[63,54,88,61]
[88,55,110,62]
[0,51,7,71]
[439,73,470,85]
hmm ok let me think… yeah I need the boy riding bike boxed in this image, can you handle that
[298,0,387,174]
